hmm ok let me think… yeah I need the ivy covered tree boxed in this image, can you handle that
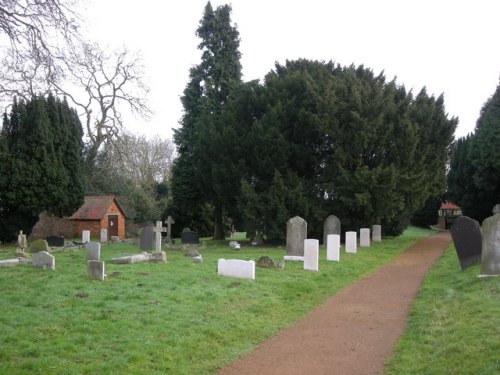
[0,94,84,241]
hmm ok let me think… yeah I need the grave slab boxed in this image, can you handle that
[218,259,255,280]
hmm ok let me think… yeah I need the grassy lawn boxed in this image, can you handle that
[0,227,433,374]
[385,245,500,375]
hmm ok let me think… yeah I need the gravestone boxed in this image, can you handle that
[111,253,151,264]
[479,205,500,276]
[150,251,167,263]
[181,231,199,244]
[140,224,154,251]
[217,259,255,280]
[323,215,341,245]
[372,224,382,242]
[30,239,50,253]
[100,229,108,243]
[82,230,90,243]
[46,236,64,247]
[165,216,175,244]
[32,251,55,270]
[360,228,370,247]
[154,220,167,252]
[304,239,319,271]
[345,231,357,253]
[18,230,28,250]
[286,216,307,256]
[0,259,20,267]
[327,234,340,261]
[87,260,106,281]
[85,241,101,261]
[450,216,482,270]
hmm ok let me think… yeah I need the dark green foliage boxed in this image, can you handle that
[448,80,500,222]
[411,196,443,228]
[0,95,84,241]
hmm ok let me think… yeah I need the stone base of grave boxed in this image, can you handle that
[283,255,304,261]
[149,251,167,263]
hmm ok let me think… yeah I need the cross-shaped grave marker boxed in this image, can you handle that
[165,216,175,244]
[154,220,167,253]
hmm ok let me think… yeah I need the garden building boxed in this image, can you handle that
[437,201,462,230]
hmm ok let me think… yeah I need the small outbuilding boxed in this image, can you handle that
[437,201,462,230]
[70,196,126,240]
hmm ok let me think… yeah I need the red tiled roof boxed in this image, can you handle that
[70,196,123,220]
[440,201,461,210]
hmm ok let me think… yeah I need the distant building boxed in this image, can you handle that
[437,201,462,230]
[70,196,126,240]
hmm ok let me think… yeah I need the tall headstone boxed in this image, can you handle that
[304,239,319,271]
[165,216,175,244]
[327,234,340,261]
[85,241,101,261]
[480,205,500,276]
[154,220,167,252]
[32,251,55,270]
[345,231,357,253]
[286,216,307,256]
[140,224,154,251]
[82,230,90,243]
[372,224,382,242]
[323,215,341,245]
[100,228,108,243]
[450,216,482,270]
[360,228,370,247]
[87,260,106,281]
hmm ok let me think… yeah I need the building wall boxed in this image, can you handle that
[73,220,101,240]
[104,200,126,238]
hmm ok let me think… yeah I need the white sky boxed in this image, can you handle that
[82,0,500,140]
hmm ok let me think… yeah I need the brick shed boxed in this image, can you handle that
[70,196,126,240]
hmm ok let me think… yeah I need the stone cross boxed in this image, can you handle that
[154,220,167,252]
[165,216,175,243]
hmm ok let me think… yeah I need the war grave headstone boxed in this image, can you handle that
[304,239,319,271]
[87,260,106,281]
[46,236,64,247]
[479,204,500,277]
[32,251,55,270]
[82,230,90,243]
[450,216,482,270]
[100,228,108,243]
[140,224,154,251]
[30,239,50,253]
[327,234,340,261]
[323,215,341,245]
[218,259,255,280]
[345,231,357,253]
[286,216,307,257]
[85,241,101,261]
[360,228,370,247]
[372,224,382,242]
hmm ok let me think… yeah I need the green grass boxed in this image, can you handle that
[0,227,433,374]
[385,245,500,375]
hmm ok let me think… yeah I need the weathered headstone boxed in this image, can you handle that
[111,253,150,264]
[18,230,28,250]
[165,216,175,244]
[345,231,357,253]
[140,224,154,251]
[181,231,199,244]
[154,220,167,252]
[85,241,101,261]
[87,260,106,280]
[32,251,55,270]
[30,239,50,253]
[450,216,482,270]
[150,251,167,263]
[327,234,340,261]
[82,230,90,243]
[46,236,64,247]
[479,205,500,276]
[286,216,307,256]
[323,215,341,245]
[217,259,255,280]
[372,224,382,242]
[360,228,370,247]
[100,229,108,243]
[304,239,319,271]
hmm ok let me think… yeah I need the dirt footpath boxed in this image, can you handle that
[219,231,452,375]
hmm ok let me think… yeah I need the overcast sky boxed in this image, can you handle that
[82,0,500,140]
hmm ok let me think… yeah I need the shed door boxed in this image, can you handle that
[108,215,118,237]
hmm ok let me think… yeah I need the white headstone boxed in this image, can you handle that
[286,216,307,256]
[304,239,319,271]
[85,241,101,261]
[217,259,255,280]
[87,260,106,280]
[372,224,382,242]
[82,230,90,243]
[327,234,340,261]
[100,228,108,243]
[346,231,357,253]
[111,253,150,264]
[154,220,167,253]
[32,251,55,270]
[360,228,370,247]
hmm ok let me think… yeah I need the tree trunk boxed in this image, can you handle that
[213,202,225,240]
